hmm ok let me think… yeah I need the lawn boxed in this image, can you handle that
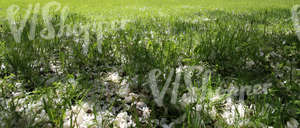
[0,0,299,128]
[0,0,298,19]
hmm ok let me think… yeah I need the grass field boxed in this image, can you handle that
[0,0,298,19]
[0,0,299,128]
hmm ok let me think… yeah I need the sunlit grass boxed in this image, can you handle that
[0,0,299,127]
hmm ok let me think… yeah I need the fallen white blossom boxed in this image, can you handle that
[113,112,136,128]
[287,118,299,128]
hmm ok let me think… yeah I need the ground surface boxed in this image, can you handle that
[0,0,299,128]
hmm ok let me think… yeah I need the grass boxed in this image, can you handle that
[0,0,299,20]
[0,0,299,128]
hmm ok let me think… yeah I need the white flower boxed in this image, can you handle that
[114,112,136,128]
[49,61,63,75]
[15,82,22,88]
[221,98,247,125]
[282,41,286,45]
[81,102,92,112]
[211,92,222,102]
[95,110,114,126]
[0,64,5,70]
[194,104,218,119]
[161,123,174,128]
[209,106,218,119]
[124,93,138,103]
[142,107,151,119]
[236,103,246,117]
[107,72,122,83]
[118,84,130,98]
[246,59,255,68]
[64,102,94,128]
[136,102,146,110]
[12,92,23,97]
[287,118,299,128]
[194,104,203,112]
